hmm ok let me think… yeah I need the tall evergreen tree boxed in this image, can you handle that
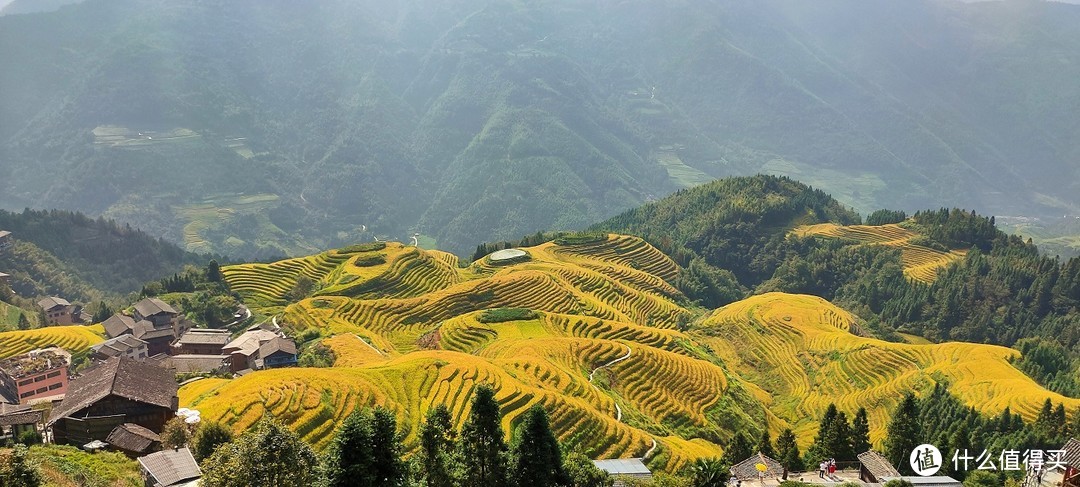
[460,385,509,487]
[206,259,222,282]
[775,428,803,478]
[828,411,854,461]
[721,432,753,465]
[757,429,776,458]
[325,408,405,486]
[808,403,839,462]
[885,394,922,471]
[419,404,460,487]
[509,405,569,487]
[850,408,872,456]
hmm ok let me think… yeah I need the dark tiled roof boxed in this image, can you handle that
[174,329,230,346]
[37,296,70,310]
[1063,438,1080,469]
[102,314,137,338]
[161,355,227,374]
[48,356,177,426]
[135,324,176,341]
[92,335,148,357]
[134,298,177,318]
[859,450,901,478]
[138,448,202,487]
[0,409,43,426]
[730,452,785,481]
[259,337,297,357]
[107,423,160,454]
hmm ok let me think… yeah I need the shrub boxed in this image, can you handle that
[340,242,386,253]
[352,254,387,267]
[478,308,538,323]
[553,232,607,246]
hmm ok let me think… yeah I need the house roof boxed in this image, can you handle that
[138,448,202,487]
[102,314,138,338]
[48,356,177,426]
[161,355,228,374]
[730,452,785,481]
[0,231,10,238]
[38,296,71,310]
[174,329,230,346]
[0,409,43,427]
[91,335,148,357]
[224,329,279,356]
[0,272,9,278]
[1062,438,1080,469]
[592,458,651,476]
[859,450,901,479]
[259,337,297,357]
[134,298,177,318]
[135,324,176,341]
[107,423,160,454]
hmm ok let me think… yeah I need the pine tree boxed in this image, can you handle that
[206,259,222,282]
[419,404,461,487]
[775,428,803,479]
[757,429,776,458]
[809,404,839,463]
[1053,403,1067,444]
[885,393,921,471]
[828,411,853,461]
[722,432,753,465]
[326,409,375,486]
[325,408,404,486]
[509,405,569,487]
[850,408,872,456]
[460,385,509,487]
[371,407,405,485]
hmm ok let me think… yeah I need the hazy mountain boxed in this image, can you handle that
[2,0,1079,257]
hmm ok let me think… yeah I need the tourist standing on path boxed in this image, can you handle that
[819,461,826,479]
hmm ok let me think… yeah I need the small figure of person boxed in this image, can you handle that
[828,458,836,475]
[819,461,826,479]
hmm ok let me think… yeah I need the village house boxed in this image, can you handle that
[171,328,230,355]
[102,298,193,356]
[0,347,70,404]
[223,323,296,372]
[255,337,298,369]
[858,450,901,484]
[138,447,202,487]
[1062,438,1080,487]
[91,335,150,362]
[0,402,44,441]
[38,296,76,326]
[0,230,12,251]
[48,356,177,446]
[151,354,228,375]
[106,422,162,457]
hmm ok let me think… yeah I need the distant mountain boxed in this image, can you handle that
[2,0,1079,257]
[0,0,83,16]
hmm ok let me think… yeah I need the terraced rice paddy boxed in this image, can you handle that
[695,293,1080,447]
[793,223,967,283]
[0,325,105,358]
[183,233,1074,471]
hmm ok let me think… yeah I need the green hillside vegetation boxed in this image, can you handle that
[0,209,208,302]
[597,178,1080,398]
[3,0,1080,256]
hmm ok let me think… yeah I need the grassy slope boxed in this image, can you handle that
[176,235,1074,471]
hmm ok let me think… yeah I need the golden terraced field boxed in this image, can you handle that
[793,223,967,283]
[0,325,105,359]
[172,234,1074,472]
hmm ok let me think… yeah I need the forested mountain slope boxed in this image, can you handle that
[2,0,1079,257]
